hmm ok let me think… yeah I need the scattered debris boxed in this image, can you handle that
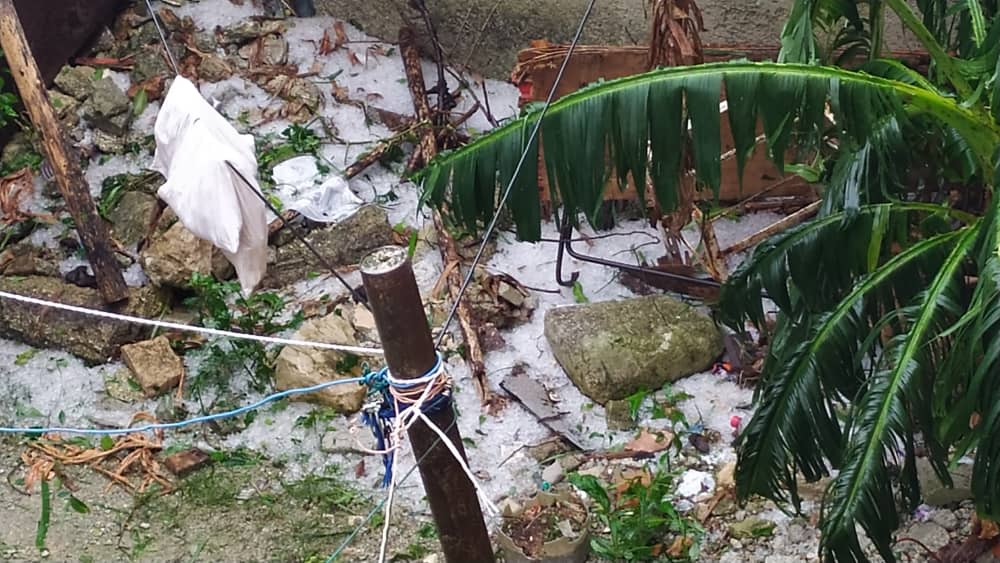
[500,365,587,449]
[120,336,185,398]
[162,447,212,477]
[22,420,172,493]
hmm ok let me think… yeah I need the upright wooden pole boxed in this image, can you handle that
[360,246,494,563]
[0,0,128,303]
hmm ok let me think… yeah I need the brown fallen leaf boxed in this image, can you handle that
[666,536,693,558]
[331,81,350,103]
[624,428,674,455]
[612,468,652,501]
[347,49,362,66]
[354,459,366,478]
[982,518,1000,540]
[0,168,35,224]
[127,75,167,101]
[971,411,982,429]
[318,29,334,56]
[333,21,348,50]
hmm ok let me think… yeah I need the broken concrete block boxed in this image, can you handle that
[162,448,212,477]
[120,336,185,397]
[0,276,166,364]
[274,313,367,413]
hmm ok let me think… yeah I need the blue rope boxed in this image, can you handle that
[359,357,450,488]
[0,375,368,436]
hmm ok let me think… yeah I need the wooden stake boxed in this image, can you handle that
[0,0,127,303]
[721,201,821,256]
[360,246,494,563]
[399,25,494,407]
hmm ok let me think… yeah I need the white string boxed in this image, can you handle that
[0,290,383,356]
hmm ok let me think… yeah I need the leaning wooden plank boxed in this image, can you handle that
[0,0,128,303]
[720,201,821,257]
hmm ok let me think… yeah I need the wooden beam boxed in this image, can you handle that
[720,201,822,257]
[0,0,128,303]
[399,25,495,408]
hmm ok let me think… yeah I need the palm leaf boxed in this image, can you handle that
[417,61,999,242]
[733,219,965,511]
[819,225,978,562]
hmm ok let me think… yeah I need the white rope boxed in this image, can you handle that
[0,290,383,356]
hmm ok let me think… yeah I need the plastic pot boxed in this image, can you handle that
[496,489,591,563]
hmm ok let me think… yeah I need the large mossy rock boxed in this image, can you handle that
[544,295,723,403]
[263,205,394,288]
[0,276,167,364]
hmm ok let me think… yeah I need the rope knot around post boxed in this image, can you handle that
[361,353,452,487]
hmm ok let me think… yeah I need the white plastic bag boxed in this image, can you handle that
[271,155,364,223]
[151,76,268,294]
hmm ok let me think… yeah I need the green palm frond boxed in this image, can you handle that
[819,225,978,562]
[418,61,999,242]
[729,208,965,510]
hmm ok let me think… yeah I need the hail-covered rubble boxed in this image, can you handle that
[0,2,976,562]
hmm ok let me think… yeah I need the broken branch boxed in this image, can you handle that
[400,24,494,408]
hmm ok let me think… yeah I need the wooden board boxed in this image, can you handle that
[513,43,930,206]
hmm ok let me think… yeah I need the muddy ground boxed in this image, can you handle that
[0,437,434,563]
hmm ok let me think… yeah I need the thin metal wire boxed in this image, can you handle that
[143,0,369,308]
[224,162,371,309]
[328,1,600,559]
[434,0,599,348]
[144,0,181,75]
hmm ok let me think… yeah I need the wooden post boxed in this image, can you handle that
[0,0,128,303]
[360,246,494,563]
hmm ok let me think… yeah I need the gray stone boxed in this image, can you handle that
[132,46,173,83]
[0,242,60,277]
[103,368,145,403]
[728,516,775,539]
[54,65,96,100]
[918,457,973,506]
[192,31,217,53]
[930,509,959,531]
[274,313,368,413]
[0,276,166,364]
[902,522,950,552]
[120,336,185,397]
[93,125,136,154]
[263,205,395,288]
[259,34,288,66]
[82,78,130,134]
[0,131,36,170]
[544,295,723,403]
[108,191,158,247]
[604,398,635,430]
[141,222,214,289]
[218,20,286,45]
[129,22,161,50]
[197,54,233,82]
[48,90,80,128]
[541,461,563,484]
